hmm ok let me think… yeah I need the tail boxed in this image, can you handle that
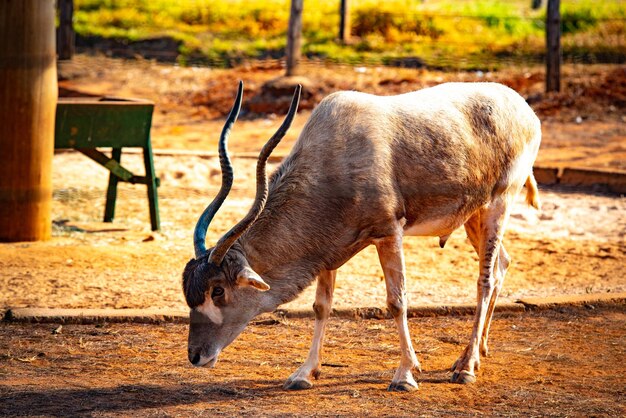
[525,173,540,210]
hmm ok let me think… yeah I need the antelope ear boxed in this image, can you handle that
[236,266,270,291]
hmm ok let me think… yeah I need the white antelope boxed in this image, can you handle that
[183,81,541,391]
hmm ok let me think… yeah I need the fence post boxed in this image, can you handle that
[339,0,350,43]
[58,0,75,60]
[0,0,57,241]
[545,0,561,92]
[286,0,303,76]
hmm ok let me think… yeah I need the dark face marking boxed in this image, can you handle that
[182,256,222,308]
[183,246,269,368]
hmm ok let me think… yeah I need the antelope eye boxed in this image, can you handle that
[211,286,224,298]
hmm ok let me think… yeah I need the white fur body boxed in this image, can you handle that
[185,82,542,391]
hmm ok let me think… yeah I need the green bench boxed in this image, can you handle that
[55,97,160,231]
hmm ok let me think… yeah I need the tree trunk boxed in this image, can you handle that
[0,0,57,241]
[286,0,304,76]
[545,0,561,92]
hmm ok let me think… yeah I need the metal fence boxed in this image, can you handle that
[60,0,626,72]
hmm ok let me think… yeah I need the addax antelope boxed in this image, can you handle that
[182,81,541,391]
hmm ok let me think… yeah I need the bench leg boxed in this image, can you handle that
[104,148,122,223]
[143,143,160,231]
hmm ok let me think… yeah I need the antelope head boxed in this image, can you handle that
[182,81,301,367]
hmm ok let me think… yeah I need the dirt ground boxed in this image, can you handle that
[0,151,624,312]
[1,55,625,416]
[1,305,625,416]
[58,56,626,170]
[0,55,623,312]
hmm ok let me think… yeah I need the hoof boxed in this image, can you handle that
[450,358,459,372]
[283,379,313,390]
[388,381,418,392]
[450,370,476,384]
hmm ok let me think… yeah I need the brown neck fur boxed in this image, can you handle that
[237,149,370,305]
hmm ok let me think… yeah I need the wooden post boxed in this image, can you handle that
[545,0,561,92]
[57,0,75,60]
[339,0,350,44]
[286,0,303,76]
[0,0,57,241]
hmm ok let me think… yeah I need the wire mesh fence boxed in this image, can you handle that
[67,0,626,71]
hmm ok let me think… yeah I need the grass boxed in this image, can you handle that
[72,0,625,69]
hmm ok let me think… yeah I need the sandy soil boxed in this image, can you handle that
[0,151,624,313]
[1,54,625,417]
[2,305,625,416]
[1,55,625,313]
[58,56,626,170]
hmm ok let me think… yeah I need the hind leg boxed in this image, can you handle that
[451,197,511,384]
[463,214,511,357]
[480,245,509,356]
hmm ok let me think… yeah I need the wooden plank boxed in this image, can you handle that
[533,166,559,185]
[104,148,122,223]
[55,99,154,148]
[560,167,626,194]
[143,143,161,231]
[77,148,134,182]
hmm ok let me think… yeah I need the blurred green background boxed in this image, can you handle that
[71,0,625,69]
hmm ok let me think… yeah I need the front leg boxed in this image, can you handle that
[284,269,336,390]
[376,233,421,392]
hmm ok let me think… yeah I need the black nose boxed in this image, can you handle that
[190,352,201,365]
